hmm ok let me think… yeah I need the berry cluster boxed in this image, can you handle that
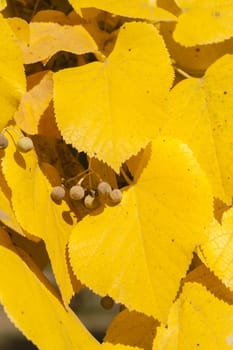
[0,131,34,153]
[51,180,123,209]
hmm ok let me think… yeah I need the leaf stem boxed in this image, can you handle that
[174,66,192,79]
[120,166,133,186]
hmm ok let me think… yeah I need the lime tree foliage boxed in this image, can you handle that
[0,0,233,349]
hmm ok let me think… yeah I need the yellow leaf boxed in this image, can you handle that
[10,232,49,270]
[199,207,233,292]
[89,157,118,189]
[32,9,74,24]
[174,0,233,46]
[153,282,233,350]
[185,264,233,305]
[163,54,233,204]
[22,22,98,64]
[0,227,100,350]
[160,21,233,77]
[0,14,26,131]
[0,163,24,235]
[69,138,212,322]
[0,0,6,10]
[14,71,53,134]
[104,309,158,350]
[2,129,75,304]
[102,343,141,350]
[0,193,23,235]
[0,175,24,235]
[54,22,174,171]
[7,17,30,45]
[69,0,176,21]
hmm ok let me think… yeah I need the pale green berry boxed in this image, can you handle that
[17,136,34,153]
[51,186,65,201]
[0,134,8,149]
[109,189,122,203]
[84,194,98,209]
[69,185,85,200]
[97,181,112,196]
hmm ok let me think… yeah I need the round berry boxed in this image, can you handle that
[69,185,85,200]
[84,194,98,209]
[109,189,122,203]
[51,186,65,201]
[100,296,114,310]
[0,133,8,149]
[97,181,112,197]
[17,136,34,153]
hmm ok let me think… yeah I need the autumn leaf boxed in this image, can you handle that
[0,14,26,131]
[0,227,100,350]
[0,0,6,10]
[2,129,75,304]
[185,264,233,305]
[102,344,141,350]
[173,0,233,46]
[7,17,30,45]
[54,22,174,171]
[14,71,53,134]
[198,207,233,292]
[104,309,159,350]
[69,0,176,21]
[69,138,212,322]
[11,20,98,64]
[153,282,233,350]
[160,21,233,77]
[162,54,233,204]
[0,172,24,235]
[32,9,74,24]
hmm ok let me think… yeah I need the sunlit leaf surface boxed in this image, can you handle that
[2,130,75,304]
[153,282,233,350]
[186,264,233,305]
[0,176,23,235]
[0,14,26,131]
[13,21,98,64]
[199,207,233,292]
[14,71,53,134]
[54,22,174,171]
[163,54,233,204]
[69,138,212,321]
[69,0,176,21]
[174,0,233,46]
[0,227,100,350]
